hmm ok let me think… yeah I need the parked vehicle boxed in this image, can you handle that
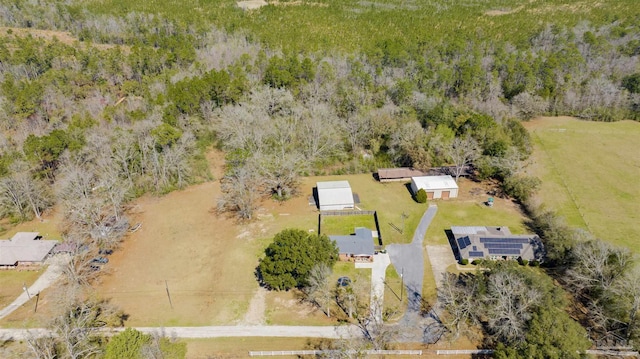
[91,257,109,264]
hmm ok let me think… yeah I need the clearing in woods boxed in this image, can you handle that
[525,116,640,252]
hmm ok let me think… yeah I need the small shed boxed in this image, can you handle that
[330,228,375,262]
[410,175,459,199]
[317,181,355,211]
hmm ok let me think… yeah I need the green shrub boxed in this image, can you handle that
[471,259,480,265]
[519,258,529,266]
[415,188,428,203]
[530,260,540,267]
[460,258,469,265]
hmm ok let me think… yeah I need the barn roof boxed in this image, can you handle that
[411,175,458,190]
[317,181,354,208]
[377,167,428,180]
[330,228,375,257]
[0,232,58,266]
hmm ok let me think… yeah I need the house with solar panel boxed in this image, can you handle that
[451,226,544,262]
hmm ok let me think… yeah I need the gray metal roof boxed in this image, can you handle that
[317,181,354,208]
[0,232,58,266]
[411,175,458,190]
[329,227,375,256]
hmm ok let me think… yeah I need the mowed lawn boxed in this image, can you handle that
[424,178,528,246]
[0,270,43,309]
[525,117,640,252]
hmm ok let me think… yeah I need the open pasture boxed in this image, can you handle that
[525,117,640,251]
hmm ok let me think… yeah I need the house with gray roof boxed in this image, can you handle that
[451,226,544,262]
[0,232,58,268]
[329,227,375,262]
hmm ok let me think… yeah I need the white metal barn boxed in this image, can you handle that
[410,175,459,199]
[317,181,355,211]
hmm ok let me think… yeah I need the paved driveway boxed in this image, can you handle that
[387,205,437,313]
[386,205,438,341]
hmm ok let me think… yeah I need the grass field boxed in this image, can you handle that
[424,178,528,246]
[525,117,640,252]
[0,270,43,308]
[320,214,377,237]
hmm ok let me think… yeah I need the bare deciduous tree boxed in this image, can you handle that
[218,163,263,220]
[439,272,479,341]
[303,263,333,317]
[445,135,480,182]
[483,270,542,343]
[567,240,632,298]
[0,163,51,220]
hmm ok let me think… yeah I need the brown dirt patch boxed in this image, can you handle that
[237,0,268,10]
[96,151,261,326]
[0,26,129,52]
[484,6,523,16]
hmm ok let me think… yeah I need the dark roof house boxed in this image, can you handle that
[329,227,375,262]
[451,226,544,262]
[0,232,58,267]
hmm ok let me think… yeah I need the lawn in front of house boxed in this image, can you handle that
[0,270,43,309]
[424,179,529,247]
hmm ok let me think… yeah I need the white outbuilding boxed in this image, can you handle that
[410,175,459,199]
[317,181,355,211]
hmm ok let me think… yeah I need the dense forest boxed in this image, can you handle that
[0,0,638,356]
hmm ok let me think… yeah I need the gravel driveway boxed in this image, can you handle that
[425,245,457,289]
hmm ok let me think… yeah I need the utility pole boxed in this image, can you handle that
[400,267,404,301]
[165,280,173,309]
[34,292,40,313]
[401,212,408,234]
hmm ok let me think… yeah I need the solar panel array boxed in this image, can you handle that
[484,243,523,249]
[480,237,529,244]
[457,236,471,249]
[488,248,521,255]
[469,251,485,257]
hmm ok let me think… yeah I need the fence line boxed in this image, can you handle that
[249,349,422,356]
[320,210,376,216]
[436,349,494,355]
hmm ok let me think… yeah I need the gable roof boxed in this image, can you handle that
[451,226,543,261]
[329,227,375,257]
[0,232,58,266]
[377,168,428,180]
[317,181,354,208]
[412,175,458,190]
